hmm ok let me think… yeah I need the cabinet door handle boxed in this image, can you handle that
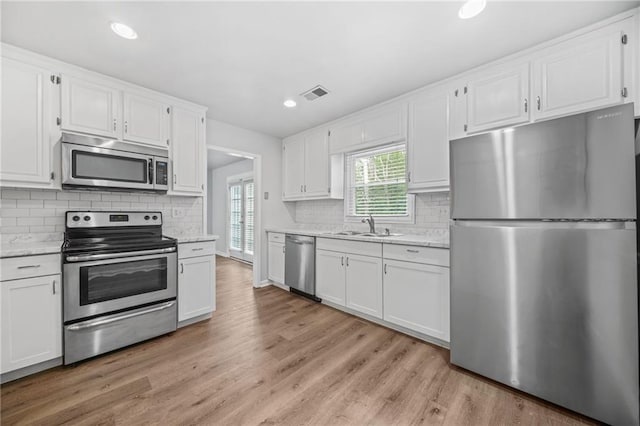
[384,264,387,275]
[192,248,204,252]
[406,249,419,253]
[341,256,344,266]
[180,263,184,274]
[124,121,128,133]
[304,185,307,192]
[407,172,411,182]
[536,96,541,111]
[346,257,349,267]
[524,98,528,113]
[17,264,41,269]
[52,279,57,295]
[173,174,177,184]
[113,118,117,131]
[300,185,303,193]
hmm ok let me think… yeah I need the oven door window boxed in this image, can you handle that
[73,151,148,183]
[79,258,167,305]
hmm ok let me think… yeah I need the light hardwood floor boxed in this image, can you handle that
[1,256,595,425]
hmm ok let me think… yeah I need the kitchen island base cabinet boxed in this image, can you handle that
[178,241,216,327]
[1,273,62,376]
[383,259,450,342]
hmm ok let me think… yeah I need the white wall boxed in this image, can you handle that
[206,119,296,282]
[207,159,253,255]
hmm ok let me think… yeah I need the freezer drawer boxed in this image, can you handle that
[450,103,636,220]
[450,221,638,426]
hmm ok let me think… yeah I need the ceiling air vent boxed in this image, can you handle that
[301,85,329,101]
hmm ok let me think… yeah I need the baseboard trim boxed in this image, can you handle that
[271,281,290,291]
[216,250,230,257]
[178,312,213,328]
[1,357,63,384]
[255,279,271,288]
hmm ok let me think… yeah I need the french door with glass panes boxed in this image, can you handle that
[228,179,254,263]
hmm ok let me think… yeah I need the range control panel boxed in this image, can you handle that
[66,211,162,228]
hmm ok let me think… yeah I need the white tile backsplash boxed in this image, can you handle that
[294,192,450,239]
[0,188,203,244]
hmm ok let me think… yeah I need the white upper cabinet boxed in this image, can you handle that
[407,88,450,193]
[449,82,468,141]
[328,120,362,154]
[1,57,56,187]
[329,103,407,154]
[361,104,407,146]
[61,75,121,139]
[123,93,170,147]
[282,127,340,201]
[532,23,627,120]
[282,135,305,199]
[303,128,330,197]
[467,62,530,132]
[171,106,205,195]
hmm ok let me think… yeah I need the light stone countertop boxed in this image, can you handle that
[168,234,220,244]
[265,228,449,249]
[0,241,64,258]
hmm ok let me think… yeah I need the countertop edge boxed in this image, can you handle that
[265,228,450,249]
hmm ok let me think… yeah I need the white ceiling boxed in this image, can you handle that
[2,1,638,138]
[207,149,250,170]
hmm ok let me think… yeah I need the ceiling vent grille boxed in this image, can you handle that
[301,85,329,101]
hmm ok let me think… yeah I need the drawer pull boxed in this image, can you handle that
[406,249,419,253]
[17,264,41,269]
[192,248,204,251]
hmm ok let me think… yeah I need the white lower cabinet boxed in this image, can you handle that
[316,249,347,306]
[383,259,450,342]
[178,241,216,324]
[268,233,285,284]
[345,254,383,318]
[316,239,383,319]
[1,254,62,375]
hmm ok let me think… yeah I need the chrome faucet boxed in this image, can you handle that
[362,214,375,233]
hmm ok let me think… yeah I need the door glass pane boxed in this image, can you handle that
[244,181,254,255]
[80,258,167,305]
[73,151,147,183]
[229,184,242,251]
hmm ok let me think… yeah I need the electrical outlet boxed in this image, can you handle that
[172,207,185,218]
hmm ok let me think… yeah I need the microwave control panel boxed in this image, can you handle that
[156,161,168,186]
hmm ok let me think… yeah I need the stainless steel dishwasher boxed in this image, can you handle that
[284,234,318,301]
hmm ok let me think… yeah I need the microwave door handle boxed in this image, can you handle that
[148,158,154,185]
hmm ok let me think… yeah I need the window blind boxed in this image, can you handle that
[345,143,409,218]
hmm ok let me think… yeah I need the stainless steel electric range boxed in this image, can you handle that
[62,211,177,364]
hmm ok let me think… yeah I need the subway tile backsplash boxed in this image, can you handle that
[0,188,202,244]
[294,192,450,239]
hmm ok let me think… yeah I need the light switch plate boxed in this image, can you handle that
[172,207,185,218]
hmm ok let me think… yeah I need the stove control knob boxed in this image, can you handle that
[83,216,91,222]
[72,215,80,222]
[144,215,150,220]
[152,215,158,220]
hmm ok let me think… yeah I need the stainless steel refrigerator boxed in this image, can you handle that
[449,103,639,425]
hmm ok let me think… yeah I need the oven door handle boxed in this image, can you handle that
[66,301,176,331]
[66,247,176,262]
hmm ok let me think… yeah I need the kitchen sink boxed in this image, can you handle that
[332,231,402,237]
[332,231,364,235]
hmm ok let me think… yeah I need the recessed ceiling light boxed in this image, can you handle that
[458,0,486,19]
[283,99,297,108]
[110,22,138,40]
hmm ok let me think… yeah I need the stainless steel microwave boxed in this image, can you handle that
[62,133,169,193]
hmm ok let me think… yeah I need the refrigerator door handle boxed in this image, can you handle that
[453,220,635,230]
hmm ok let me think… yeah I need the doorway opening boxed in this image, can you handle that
[205,146,261,287]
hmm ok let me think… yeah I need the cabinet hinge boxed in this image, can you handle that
[56,117,61,126]
[464,124,468,132]
[454,89,459,97]
[622,87,628,98]
[622,34,628,45]
[166,107,170,114]
[50,172,55,180]
[328,130,331,137]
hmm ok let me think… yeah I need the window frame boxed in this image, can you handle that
[343,142,415,224]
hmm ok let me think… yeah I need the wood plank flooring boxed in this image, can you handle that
[1,256,596,425]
